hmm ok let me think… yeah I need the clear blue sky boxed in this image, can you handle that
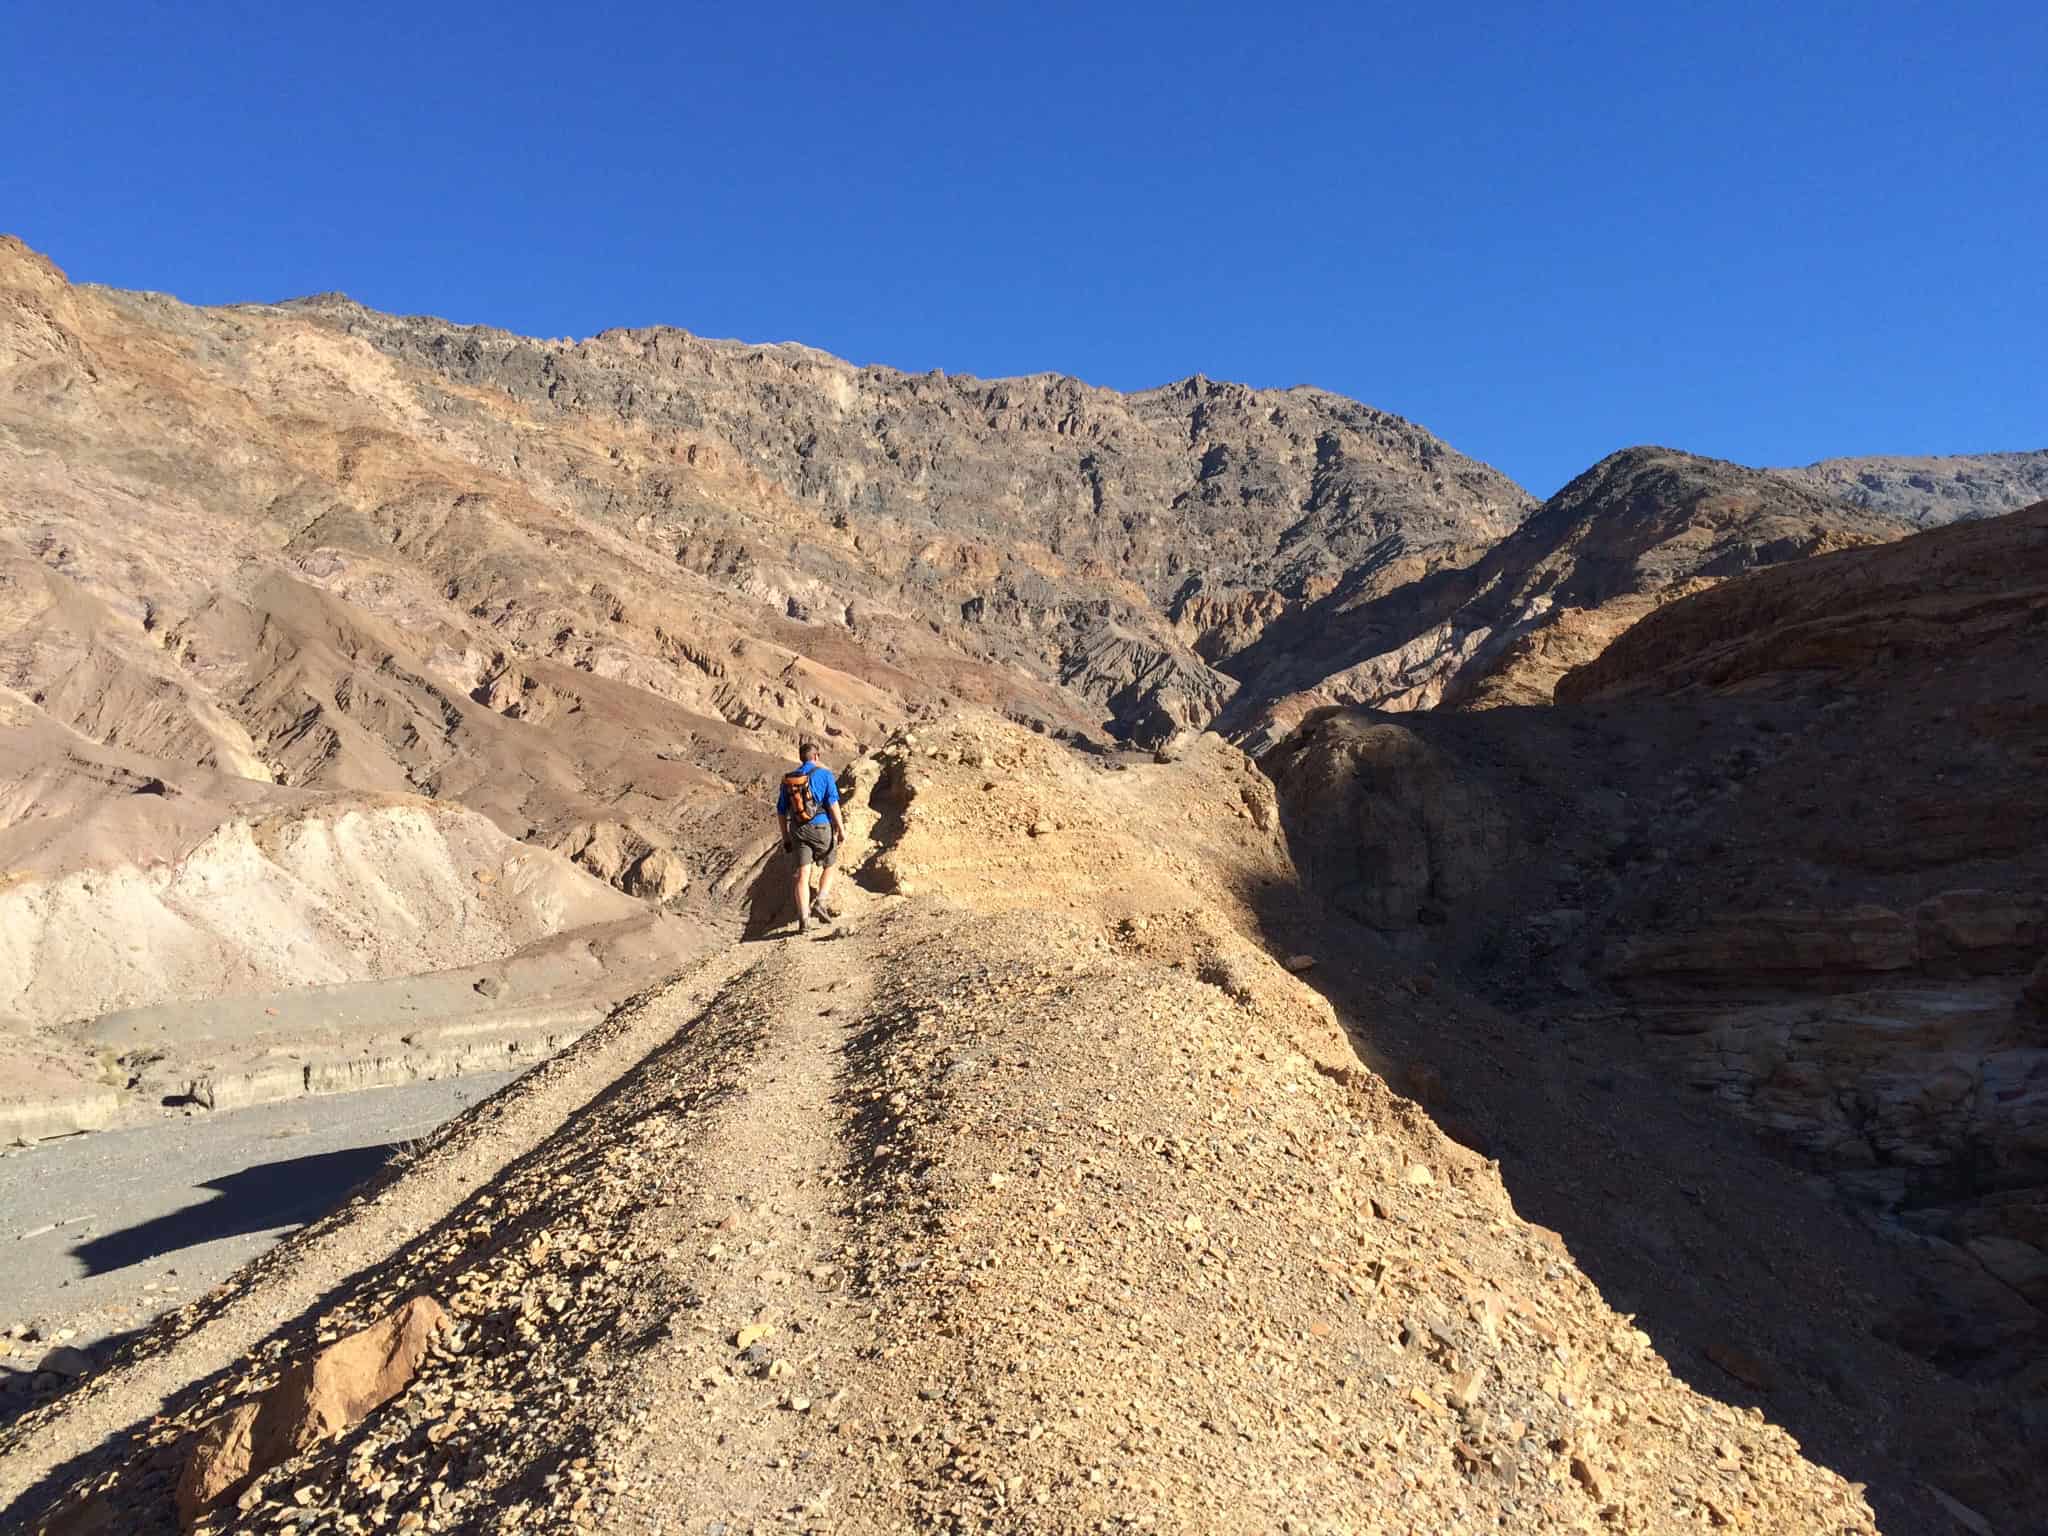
[5,0,2041,495]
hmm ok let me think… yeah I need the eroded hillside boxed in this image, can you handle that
[5,231,2041,1534]
[4,718,1878,1535]
[1264,502,2048,1534]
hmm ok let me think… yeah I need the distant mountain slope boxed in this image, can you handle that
[1220,445,1896,742]
[297,297,1536,606]
[1772,449,2048,528]
[290,298,1535,735]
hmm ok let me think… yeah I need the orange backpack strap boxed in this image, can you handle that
[782,770,816,821]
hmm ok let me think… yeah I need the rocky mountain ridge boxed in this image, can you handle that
[1773,449,2048,528]
[5,232,2045,1533]
[1220,445,1900,742]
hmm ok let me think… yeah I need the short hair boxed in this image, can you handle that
[799,738,821,761]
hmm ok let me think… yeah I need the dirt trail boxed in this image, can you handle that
[600,927,873,1532]
[0,944,753,1518]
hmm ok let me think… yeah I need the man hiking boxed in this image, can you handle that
[776,738,845,935]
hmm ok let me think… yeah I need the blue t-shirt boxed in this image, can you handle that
[776,763,840,827]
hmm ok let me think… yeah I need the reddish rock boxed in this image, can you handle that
[174,1400,261,1527]
[176,1296,447,1527]
[1610,906,1917,984]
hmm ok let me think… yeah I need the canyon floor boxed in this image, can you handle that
[0,1072,520,1371]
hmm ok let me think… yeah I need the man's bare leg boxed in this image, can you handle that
[813,863,838,916]
[792,862,812,932]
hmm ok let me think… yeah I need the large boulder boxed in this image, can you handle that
[624,846,690,903]
[1260,709,1513,930]
[176,1296,447,1526]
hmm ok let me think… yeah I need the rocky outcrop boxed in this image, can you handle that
[1562,500,2048,705]
[1608,905,1921,985]
[1259,708,1513,931]
[174,1296,447,1525]
[1266,502,2048,1526]
[0,762,640,1032]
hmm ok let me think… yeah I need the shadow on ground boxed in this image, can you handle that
[1243,876,1974,1536]
[68,1146,399,1277]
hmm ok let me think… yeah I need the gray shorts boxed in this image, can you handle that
[790,822,837,868]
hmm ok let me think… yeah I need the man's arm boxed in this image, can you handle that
[827,799,846,847]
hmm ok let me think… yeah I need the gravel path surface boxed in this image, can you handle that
[0,1074,521,1367]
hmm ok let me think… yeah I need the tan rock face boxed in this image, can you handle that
[172,1401,261,1527]
[260,1295,448,1455]
[175,1296,447,1526]
[624,846,690,902]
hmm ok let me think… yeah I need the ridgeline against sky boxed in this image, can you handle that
[5,0,2041,495]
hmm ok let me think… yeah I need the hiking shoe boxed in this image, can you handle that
[811,899,839,922]
[796,916,812,937]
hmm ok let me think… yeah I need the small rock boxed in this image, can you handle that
[1028,820,1055,838]
[1570,1455,1612,1503]
[37,1345,91,1378]
[473,976,504,999]
[1405,1164,1434,1187]
[1704,1341,1774,1391]
[1283,954,1316,973]
[1926,1485,1995,1536]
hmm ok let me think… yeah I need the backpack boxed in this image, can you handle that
[782,768,818,823]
